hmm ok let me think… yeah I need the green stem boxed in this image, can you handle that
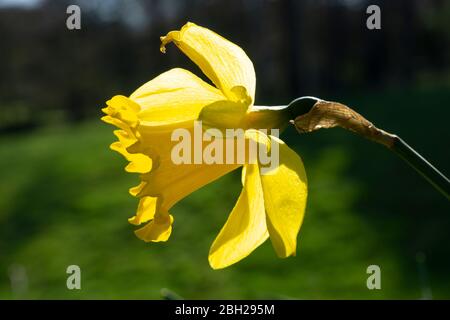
[390,136,450,200]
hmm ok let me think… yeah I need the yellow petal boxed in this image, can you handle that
[103,102,152,174]
[128,196,158,225]
[160,22,256,103]
[129,181,147,197]
[199,99,247,132]
[102,95,140,128]
[209,164,268,269]
[110,141,152,174]
[113,130,137,148]
[131,68,225,127]
[260,136,308,258]
[135,212,174,242]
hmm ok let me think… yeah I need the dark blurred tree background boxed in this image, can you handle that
[0,0,449,131]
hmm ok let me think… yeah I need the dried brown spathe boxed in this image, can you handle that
[293,100,397,148]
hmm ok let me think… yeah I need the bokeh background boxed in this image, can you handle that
[0,0,449,299]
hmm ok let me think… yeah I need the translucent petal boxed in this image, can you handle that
[209,164,268,269]
[160,22,256,103]
[260,136,308,258]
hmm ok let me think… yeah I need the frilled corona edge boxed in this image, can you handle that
[101,95,174,243]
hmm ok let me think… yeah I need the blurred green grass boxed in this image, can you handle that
[0,88,449,299]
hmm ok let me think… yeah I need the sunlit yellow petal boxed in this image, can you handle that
[110,141,152,174]
[128,196,158,225]
[131,68,225,126]
[103,95,140,128]
[135,212,174,242]
[160,22,256,103]
[113,129,137,148]
[199,100,247,131]
[209,164,268,269]
[101,96,152,175]
[129,181,147,197]
[260,136,308,258]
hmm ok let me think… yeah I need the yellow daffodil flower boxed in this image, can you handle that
[101,22,307,269]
